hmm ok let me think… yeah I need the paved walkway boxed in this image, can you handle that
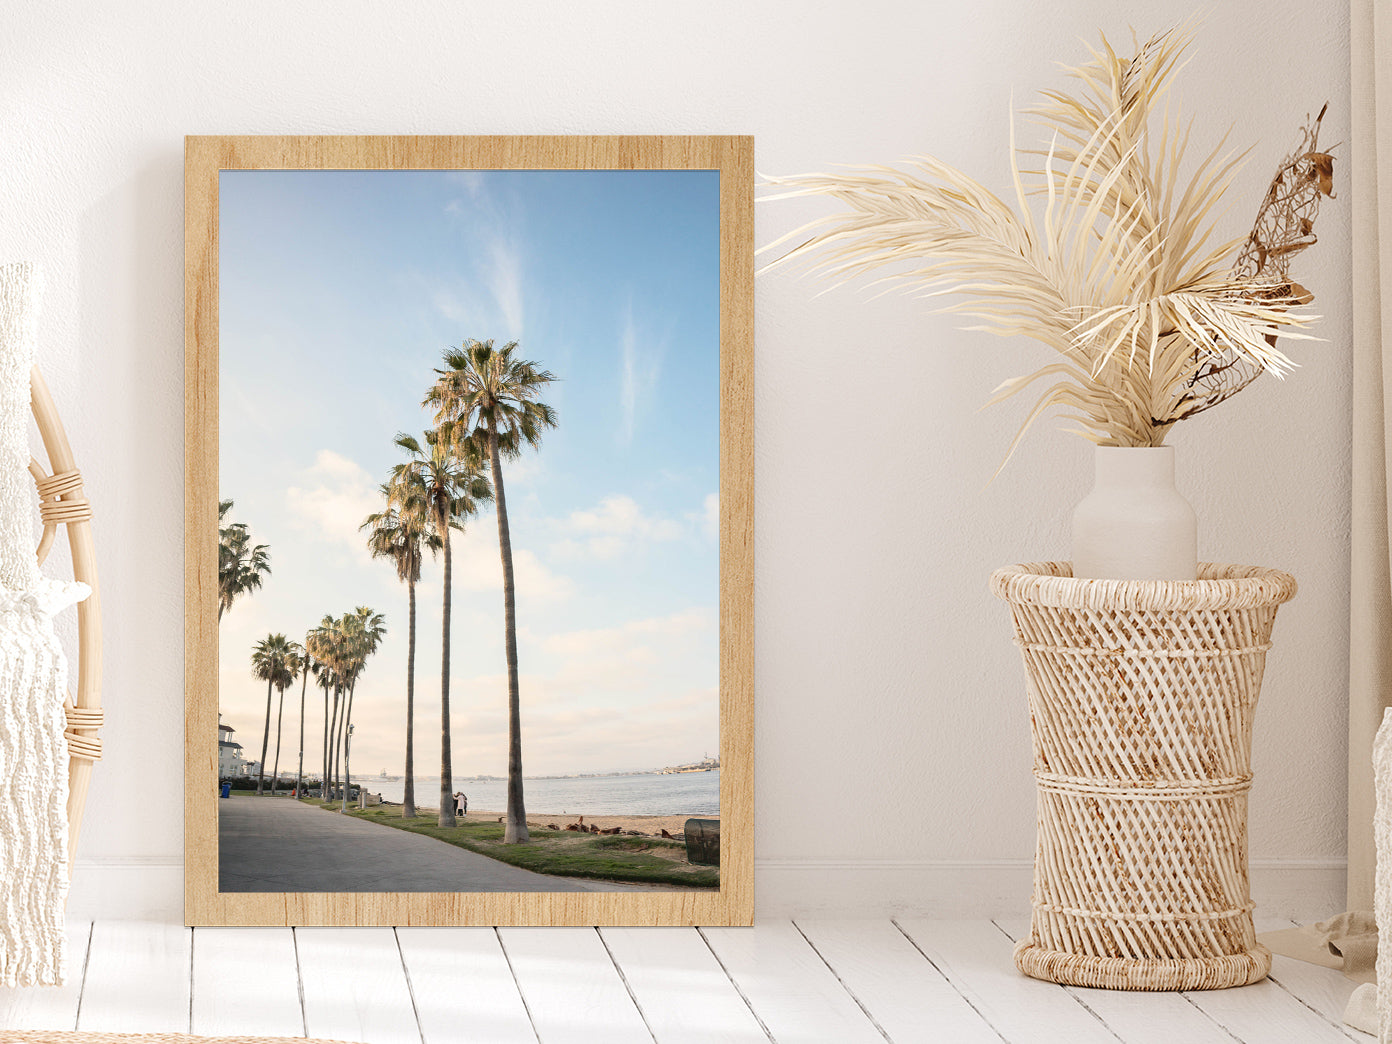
[218,794,643,893]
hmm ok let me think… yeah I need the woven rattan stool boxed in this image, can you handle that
[991,562,1297,991]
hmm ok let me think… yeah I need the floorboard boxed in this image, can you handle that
[1252,920,1366,1041]
[397,927,536,1044]
[0,918,1377,1043]
[894,919,1118,1044]
[297,927,419,1044]
[795,919,1002,1044]
[498,927,652,1044]
[77,921,190,1034]
[992,918,1236,1044]
[600,926,769,1043]
[0,922,90,1032]
[1266,955,1366,1042]
[190,926,304,1038]
[700,921,884,1044]
[1182,977,1355,1043]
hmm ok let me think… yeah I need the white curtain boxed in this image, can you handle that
[1348,0,1392,912]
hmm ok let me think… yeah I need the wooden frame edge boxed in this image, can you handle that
[184,135,753,927]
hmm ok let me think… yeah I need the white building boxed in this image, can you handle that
[218,719,249,778]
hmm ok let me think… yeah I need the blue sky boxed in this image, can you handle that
[218,169,720,784]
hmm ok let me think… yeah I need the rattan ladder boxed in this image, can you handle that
[28,365,102,870]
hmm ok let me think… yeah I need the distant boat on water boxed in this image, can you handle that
[375,769,403,781]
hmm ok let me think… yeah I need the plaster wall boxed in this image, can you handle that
[0,0,1353,918]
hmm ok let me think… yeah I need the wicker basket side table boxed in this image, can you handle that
[991,562,1297,991]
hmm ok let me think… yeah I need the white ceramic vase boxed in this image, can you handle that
[1071,445,1198,581]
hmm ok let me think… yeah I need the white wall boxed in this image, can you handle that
[2,0,1352,920]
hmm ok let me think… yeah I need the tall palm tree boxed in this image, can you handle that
[269,641,304,796]
[294,644,315,799]
[362,489,440,819]
[337,607,386,810]
[312,657,336,800]
[426,339,556,843]
[306,617,342,800]
[219,499,271,621]
[324,622,352,799]
[250,634,295,796]
[391,429,492,827]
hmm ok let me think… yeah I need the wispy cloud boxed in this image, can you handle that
[618,300,665,446]
[444,171,488,202]
[436,174,527,341]
[488,236,525,341]
[430,282,472,325]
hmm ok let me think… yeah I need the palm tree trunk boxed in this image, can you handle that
[295,666,308,799]
[491,423,529,844]
[319,686,328,799]
[403,577,417,818]
[328,686,342,799]
[320,683,331,800]
[257,678,273,796]
[271,684,285,795]
[333,689,345,800]
[438,516,455,828]
[341,683,356,811]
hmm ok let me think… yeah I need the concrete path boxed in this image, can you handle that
[218,794,644,893]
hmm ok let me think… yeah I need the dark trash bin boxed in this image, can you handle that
[684,818,720,866]
[220,783,231,798]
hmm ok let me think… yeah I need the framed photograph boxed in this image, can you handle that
[184,136,752,926]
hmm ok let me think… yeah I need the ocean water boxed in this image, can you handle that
[357,769,719,817]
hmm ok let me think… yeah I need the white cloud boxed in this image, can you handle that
[550,494,684,560]
[536,609,713,702]
[700,493,718,540]
[449,523,574,603]
[542,608,712,662]
[444,171,488,202]
[285,450,381,557]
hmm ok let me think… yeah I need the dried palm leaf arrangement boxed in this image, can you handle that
[762,26,1335,461]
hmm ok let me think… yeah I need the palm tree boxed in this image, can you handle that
[219,499,270,621]
[391,429,493,827]
[426,339,556,843]
[269,641,304,796]
[362,489,440,819]
[337,607,387,810]
[323,616,351,798]
[312,657,336,800]
[306,617,342,800]
[294,644,314,799]
[250,634,295,796]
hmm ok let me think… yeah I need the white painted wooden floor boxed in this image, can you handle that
[0,919,1372,1043]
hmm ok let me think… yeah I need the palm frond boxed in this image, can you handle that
[762,24,1329,452]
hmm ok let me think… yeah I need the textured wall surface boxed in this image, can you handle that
[0,0,1353,917]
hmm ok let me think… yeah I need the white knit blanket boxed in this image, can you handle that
[1375,706,1392,1041]
[0,262,88,987]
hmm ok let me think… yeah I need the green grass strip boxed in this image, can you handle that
[300,799,719,888]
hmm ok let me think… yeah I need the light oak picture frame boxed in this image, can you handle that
[185,135,753,926]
